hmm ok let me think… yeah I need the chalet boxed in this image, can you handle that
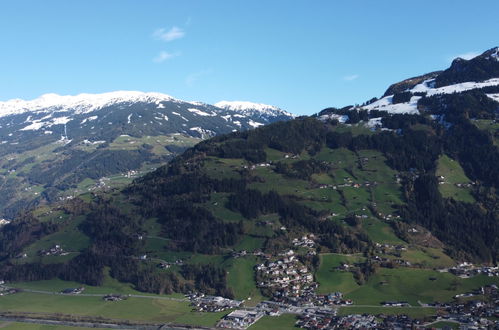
[61,287,84,294]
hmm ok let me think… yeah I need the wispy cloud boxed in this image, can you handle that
[343,74,359,81]
[447,51,480,63]
[185,69,213,86]
[152,27,185,42]
[153,51,180,63]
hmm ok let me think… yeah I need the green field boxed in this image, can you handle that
[315,254,364,294]
[0,322,96,330]
[0,292,223,326]
[436,155,475,203]
[250,314,298,330]
[361,217,404,244]
[427,321,460,329]
[401,247,455,268]
[224,256,265,304]
[15,216,90,265]
[473,119,499,146]
[315,254,498,306]
[345,268,499,305]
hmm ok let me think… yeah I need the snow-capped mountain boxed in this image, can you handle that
[0,92,293,218]
[215,100,294,122]
[319,47,499,120]
[0,91,293,146]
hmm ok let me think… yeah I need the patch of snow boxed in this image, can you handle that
[486,93,499,102]
[187,108,215,116]
[319,114,349,123]
[171,111,189,121]
[127,113,133,124]
[362,96,422,114]
[44,130,53,134]
[51,117,71,125]
[233,120,241,127]
[248,119,264,128]
[361,78,499,115]
[82,139,105,145]
[411,78,499,96]
[81,115,98,124]
[0,91,179,118]
[21,121,46,131]
[367,117,383,128]
[215,100,294,118]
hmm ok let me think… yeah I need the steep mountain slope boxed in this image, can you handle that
[0,92,293,218]
[0,48,498,328]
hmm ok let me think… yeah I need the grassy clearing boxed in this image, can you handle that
[345,268,499,306]
[427,321,460,329]
[233,236,266,252]
[361,218,404,244]
[203,157,245,180]
[224,256,265,303]
[0,292,223,325]
[473,119,499,146]
[17,216,90,265]
[401,247,455,269]
[250,314,298,330]
[108,134,199,155]
[199,193,246,223]
[0,322,95,329]
[436,155,475,203]
[315,254,365,294]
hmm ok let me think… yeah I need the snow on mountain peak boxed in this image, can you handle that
[215,100,294,117]
[0,91,179,118]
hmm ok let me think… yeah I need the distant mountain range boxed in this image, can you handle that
[0,93,293,218]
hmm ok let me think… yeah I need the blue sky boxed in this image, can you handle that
[1,0,498,115]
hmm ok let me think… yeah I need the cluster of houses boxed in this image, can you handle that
[242,162,272,170]
[38,244,69,257]
[255,250,316,304]
[447,262,499,278]
[297,313,378,329]
[437,175,475,188]
[374,242,407,252]
[295,309,337,329]
[0,281,17,296]
[232,250,249,258]
[439,285,499,328]
[187,294,241,312]
[124,170,139,178]
[217,310,263,329]
[317,179,379,191]
[292,234,316,249]
[380,301,410,307]
[103,294,126,301]
[377,314,424,329]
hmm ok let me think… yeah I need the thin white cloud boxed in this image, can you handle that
[185,69,213,86]
[153,51,180,63]
[448,51,480,63]
[152,27,185,42]
[343,74,359,81]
